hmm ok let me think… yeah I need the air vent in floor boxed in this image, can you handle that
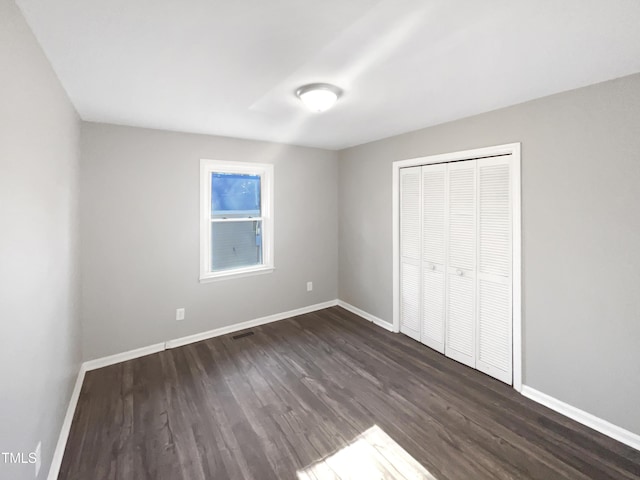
[232,331,254,340]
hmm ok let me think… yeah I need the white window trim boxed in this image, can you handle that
[200,159,274,282]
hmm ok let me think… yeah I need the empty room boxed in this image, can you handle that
[2,0,640,479]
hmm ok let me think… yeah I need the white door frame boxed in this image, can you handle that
[392,143,522,392]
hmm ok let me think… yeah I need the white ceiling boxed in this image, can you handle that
[16,0,640,150]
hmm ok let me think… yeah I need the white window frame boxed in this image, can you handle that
[200,159,274,282]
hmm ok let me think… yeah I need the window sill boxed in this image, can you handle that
[199,266,274,283]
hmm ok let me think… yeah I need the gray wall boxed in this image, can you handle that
[0,1,81,479]
[338,73,640,435]
[80,123,338,360]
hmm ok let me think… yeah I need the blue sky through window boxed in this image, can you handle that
[211,172,261,217]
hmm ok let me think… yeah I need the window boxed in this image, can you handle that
[200,159,274,281]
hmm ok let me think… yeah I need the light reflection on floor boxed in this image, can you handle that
[297,425,438,479]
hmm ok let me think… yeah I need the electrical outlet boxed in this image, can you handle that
[306,281,313,292]
[35,441,41,477]
[176,308,185,321]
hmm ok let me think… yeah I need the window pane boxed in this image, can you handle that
[211,172,261,218]
[211,220,263,271]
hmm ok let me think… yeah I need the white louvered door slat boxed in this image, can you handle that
[400,167,421,341]
[445,160,477,368]
[476,157,512,384]
[421,164,446,353]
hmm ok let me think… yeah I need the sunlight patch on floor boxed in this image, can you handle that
[297,424,437,480]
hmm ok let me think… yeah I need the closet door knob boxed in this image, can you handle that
[456,269,464,276]
[430,264,436,270]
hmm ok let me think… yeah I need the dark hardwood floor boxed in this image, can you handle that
[59,307,640,479]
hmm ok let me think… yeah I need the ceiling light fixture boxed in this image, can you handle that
[295,83,342,113]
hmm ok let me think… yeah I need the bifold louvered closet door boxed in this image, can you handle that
[421,163,446,353]
[399,156,513,384]
[399,167,422,341]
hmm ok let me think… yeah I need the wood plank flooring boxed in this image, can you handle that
[58,307,640,479]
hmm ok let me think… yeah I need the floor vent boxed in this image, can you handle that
[232,331,255,340]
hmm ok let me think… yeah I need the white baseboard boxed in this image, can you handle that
[337,300,394,332]
[47,365,86,480]
[82,300,392,372]
[165,299,339,349]
[82,300,339,371]
[83,342,165,371]
[521,385,640,451]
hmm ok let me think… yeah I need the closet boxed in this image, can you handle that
[399,154,514,385]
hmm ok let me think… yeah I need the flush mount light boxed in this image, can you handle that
[295,83,342,113]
